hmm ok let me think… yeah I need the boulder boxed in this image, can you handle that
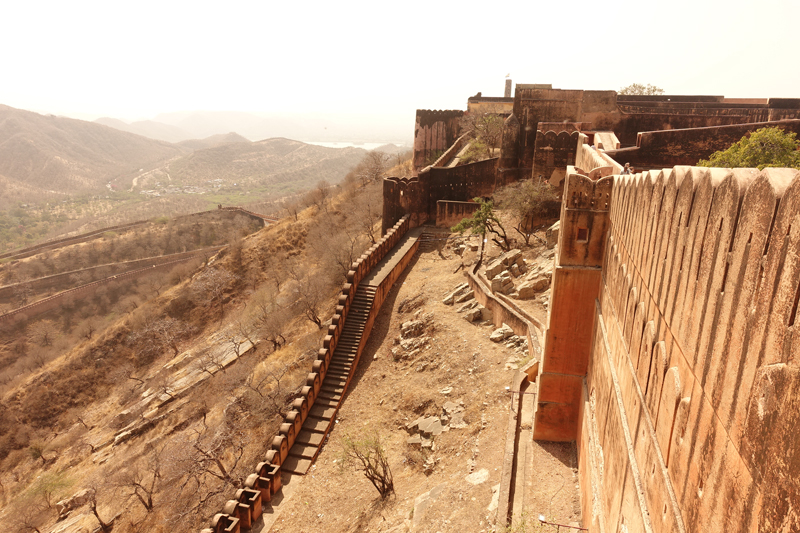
[485,260,505,280]
[464,308,483,322]
[490,324,513,342]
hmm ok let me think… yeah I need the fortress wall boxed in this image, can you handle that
[0,247,222,303]
[199,216,414,532]
[382,158,500,234]
[435,200,479,229]
[531,130,580,183]
[579,166,800,532]
[0,255,205,326]
[382,177,429,234]
[575,135,623,175]
[603,119,800,169]
[413,110,464,172]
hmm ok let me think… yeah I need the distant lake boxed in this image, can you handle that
[306,141,403,150]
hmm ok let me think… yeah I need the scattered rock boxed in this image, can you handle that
[465,468,489,485]
[454,290,475,304]
[56,488,94,519]
[401,320,425,338]
[442,283,469,305]
[457,300,478,313]
[490,324,513,342]
[440,386,453,395]
[464,308,482,322]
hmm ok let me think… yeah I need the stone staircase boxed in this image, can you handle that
[280,284,377,474]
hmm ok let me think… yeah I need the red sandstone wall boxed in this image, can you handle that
[413,110,464,172]
[582,166,800,532]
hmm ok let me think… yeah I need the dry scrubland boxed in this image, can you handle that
[268,230,580,533]
[0,167,387,532]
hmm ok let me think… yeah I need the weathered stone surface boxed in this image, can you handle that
[56,489,94,519]
[401,320,425,338]
[545,220,559,249]
[490,324,513,342]
[464,308,482,322]
[454,290,474,303]
[485,260,505,280]
[457,300,478,313]
[442,283,469,305]
[510,264,521,277]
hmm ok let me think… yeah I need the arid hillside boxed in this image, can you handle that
[0,164,386,533]
[165,138,367,195]
[0,105,186,195]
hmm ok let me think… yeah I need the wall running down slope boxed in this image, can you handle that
[545,167,800,532]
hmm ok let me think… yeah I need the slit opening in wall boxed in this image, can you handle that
[721,262,730,294]
[789,278,800,327]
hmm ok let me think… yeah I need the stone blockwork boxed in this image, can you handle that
[199,216,417,533]
[413,110,464,173]
[605,118,800,170]
[537,167,800,532]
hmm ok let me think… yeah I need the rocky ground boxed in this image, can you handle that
[266,230,580,533]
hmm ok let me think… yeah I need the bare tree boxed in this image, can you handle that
[494,178,560,245]
[197,349,228,377]
[193,268,238,321]
[244,362,292,417]
[179,428,247,511]
[340,431,394,499]
[115,447,163,512]
[252,294,288,351]
[30,320,57,347]
[288,266,329,329]
[305,180,332,213]
[352,182,383,244]
[87,489,113,533]
[356,151,391,186]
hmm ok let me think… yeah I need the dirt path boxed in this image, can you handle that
[267,234,580,532]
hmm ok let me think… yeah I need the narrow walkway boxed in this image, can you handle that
[281,284,376,474]
[280,228,422,475]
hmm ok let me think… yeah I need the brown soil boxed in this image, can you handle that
[266,233,580,533]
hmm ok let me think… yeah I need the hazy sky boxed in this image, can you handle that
[3,0,798,123]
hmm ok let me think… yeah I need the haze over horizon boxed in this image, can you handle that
[3,0,798,132]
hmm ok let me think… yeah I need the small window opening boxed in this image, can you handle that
[577,228,589,242]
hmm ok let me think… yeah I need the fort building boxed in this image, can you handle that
[383,81,800,532]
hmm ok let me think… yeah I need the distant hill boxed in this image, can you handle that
[0,105,186,194]
[154,110,411,144]
[167,137,367,194]
[94,117,192,143]
[176,132,251,151]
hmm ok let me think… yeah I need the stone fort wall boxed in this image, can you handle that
[538,167,800,532]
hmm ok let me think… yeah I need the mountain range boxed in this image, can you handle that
[95,110,411,144]
[0,105,386,203]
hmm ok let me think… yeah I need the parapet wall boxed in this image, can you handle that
[532,130,580,183]
[603,119,800,169]
[199,216,414,533]
[382,158,501,234]
[571,166,800,532]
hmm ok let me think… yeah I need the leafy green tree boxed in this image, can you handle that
[452,198,512,253]
[619,83,664,95]
[698,127,800,170]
